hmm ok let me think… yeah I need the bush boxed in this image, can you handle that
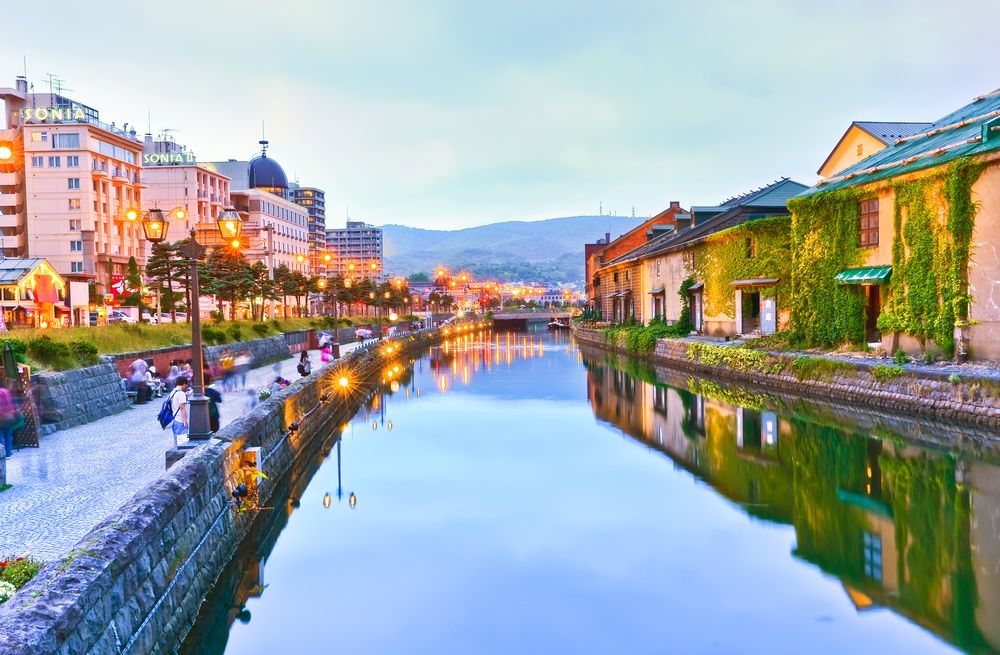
[251,323,270,337]
[210,310,225,324]
[892,349,909,365]
[68,340,100,366]
[0,556,43,591]
[270,319,282,331]
[227,325,244,343]
[948,373,961,385]
[2,339,28,364]
[26,336,73,369]
[201,326,226,346]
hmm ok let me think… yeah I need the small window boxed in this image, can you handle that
[70,240,83,252]
[67,155,80,167]
[69,219,81,230]
[31,156,44,167]
[68,199,81,211]
[613,272,620,283]
[48,156,61,167]
[68,177,80,189]
[746,237,756,259]
[53,133,80,149]
[863,532,883,582]
[70,261,84,273]
[860,199,879,247]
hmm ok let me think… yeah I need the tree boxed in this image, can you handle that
[408,272,430,282]
[120,256,147,315]
[203,248,252,320]
[145,242,186,323]
[247,261,277,321]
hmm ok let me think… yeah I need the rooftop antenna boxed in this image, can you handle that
[599,201,603,216]
[631,205,635,219]
[259,121,268,156]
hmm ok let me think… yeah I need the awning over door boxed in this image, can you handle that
[686,282,704,292]
[730,278,780,288]
[835,266,892,284]
[647,287,665,295]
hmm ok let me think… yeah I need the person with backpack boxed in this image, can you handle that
[297,350,311,377]
[159,377,189,447]
[0,384,17,458]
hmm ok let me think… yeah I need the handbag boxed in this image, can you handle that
[10,411,25,432]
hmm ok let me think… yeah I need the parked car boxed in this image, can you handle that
[108,310,137,325]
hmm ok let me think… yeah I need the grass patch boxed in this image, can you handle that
[871,364,905,383]
[686,342,785,374]
[790,355,854,381]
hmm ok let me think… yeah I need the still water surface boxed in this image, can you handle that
[182,331,1000,654]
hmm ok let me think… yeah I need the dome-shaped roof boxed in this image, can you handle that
[248,154,288,190]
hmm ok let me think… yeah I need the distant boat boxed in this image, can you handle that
[548,319,570,330]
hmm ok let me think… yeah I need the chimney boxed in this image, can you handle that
[669,201,680,210]
[605,232,611,243]
[15,76,27,93]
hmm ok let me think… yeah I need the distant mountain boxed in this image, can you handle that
[380,215,645,286]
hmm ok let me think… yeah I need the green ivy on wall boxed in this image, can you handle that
[696,215,792,319]
[788,156,984,351]
[787,188,866,346]
[878,158,984,356]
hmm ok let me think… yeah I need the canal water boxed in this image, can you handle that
[181,331,1000,655]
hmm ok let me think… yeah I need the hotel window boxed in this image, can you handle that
[68,177,80,189]
[48,156,61,167]
[70,240,83,252]
[68,199,81,211]
[53,133,81,149]
[31,156,44,167]
[69,219,81,230]
[70,262,84,273]
[31,131,48,142]
[67,155,80,167]
[860,199,879,247]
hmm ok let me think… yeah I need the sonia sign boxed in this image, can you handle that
[15,106,86,122]
[143,151,196,165]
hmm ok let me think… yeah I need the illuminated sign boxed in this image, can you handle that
[15,106,86,122]
[143,151,196,166]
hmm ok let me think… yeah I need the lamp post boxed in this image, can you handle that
[143,207,242,442]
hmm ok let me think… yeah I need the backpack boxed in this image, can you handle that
[157,390,180,429]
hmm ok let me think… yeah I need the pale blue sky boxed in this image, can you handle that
[3,0,997,229]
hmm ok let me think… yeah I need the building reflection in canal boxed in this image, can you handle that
[582,346,1000,654]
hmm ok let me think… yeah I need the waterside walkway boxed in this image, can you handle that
[0,345,357,561]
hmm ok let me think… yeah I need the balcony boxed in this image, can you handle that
[0,172,20,186]
[0,234,25,250]
[91,164,108,178]
[0,192,24,209]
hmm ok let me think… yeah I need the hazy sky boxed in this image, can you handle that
[3,0,997,229]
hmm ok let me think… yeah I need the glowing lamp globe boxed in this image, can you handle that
[142,209,169,243]
[217,208,243,241]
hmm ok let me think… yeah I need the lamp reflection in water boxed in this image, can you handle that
[325,423,357,509]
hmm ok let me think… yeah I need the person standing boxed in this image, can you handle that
[203,373,223,433]
[0,384,16,458]
[297,350,311,377]
[168,377,189,447]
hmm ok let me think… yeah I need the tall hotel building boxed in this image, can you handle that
[1,77,145,294]
[289,183,326,275]
[204,143,310,274]
[326,221,383,279]
[141,135,231,234]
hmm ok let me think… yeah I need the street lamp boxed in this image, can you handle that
[145,208,243,442]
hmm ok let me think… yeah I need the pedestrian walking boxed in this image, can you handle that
[168,377,189,447]
[235,350,252,389]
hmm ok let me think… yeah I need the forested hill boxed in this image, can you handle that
[381,215,645,285]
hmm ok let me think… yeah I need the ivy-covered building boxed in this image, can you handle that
[791,88,1000,361]
[614,178,805,337]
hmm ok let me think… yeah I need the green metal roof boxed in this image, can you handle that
[0,258,50,285]
[835,266,892,284]
[801,89,1000,196]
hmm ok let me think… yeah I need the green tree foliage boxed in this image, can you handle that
[203,248,252,319]
[144,241,186,322]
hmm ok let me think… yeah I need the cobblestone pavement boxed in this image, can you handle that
[0,346,357,562]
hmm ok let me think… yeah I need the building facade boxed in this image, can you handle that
[326,220,383,279]
[1,77,146,297]
[141,135,231,235]
[289,183,326,275]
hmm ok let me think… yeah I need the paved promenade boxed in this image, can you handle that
[0,346,356,562]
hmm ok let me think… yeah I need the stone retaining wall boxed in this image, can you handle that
[31,362,132,436]
[574,327,1000,429]
[0,330,443,655]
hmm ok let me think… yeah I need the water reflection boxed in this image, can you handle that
[584,347,1000,654]
[181,332,999,655]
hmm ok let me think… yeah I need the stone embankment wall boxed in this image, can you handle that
[32,362,132,436]
[31,331,319,437]
[0,330,443,655]
[574,327,1000,429]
